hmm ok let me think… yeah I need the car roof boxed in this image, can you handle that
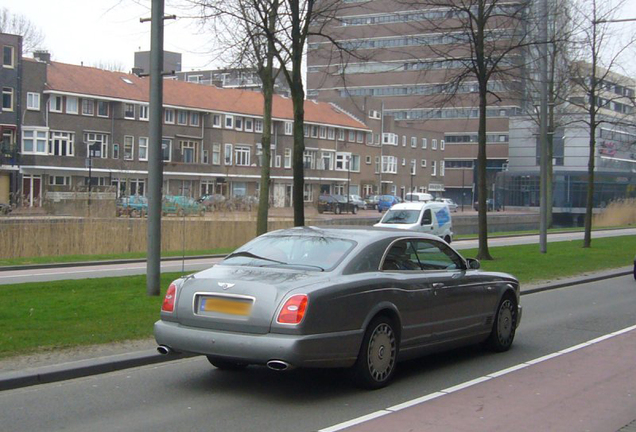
[388,202,445,210]
[262,225,443,245]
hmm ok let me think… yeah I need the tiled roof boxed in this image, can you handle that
[43,61,369,130]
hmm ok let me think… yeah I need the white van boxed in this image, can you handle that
[374,201,454,243]
[404,192,434,202]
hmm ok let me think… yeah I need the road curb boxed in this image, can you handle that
[1,267,632,392]
[0,349,194,391]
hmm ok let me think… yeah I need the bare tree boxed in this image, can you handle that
[91,60,126,72]
[568,0,636,248]
[0,8,45,54]
[395,0,536,260]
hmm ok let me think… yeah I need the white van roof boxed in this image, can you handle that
[388,201,447,211]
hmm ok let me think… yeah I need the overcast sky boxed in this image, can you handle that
[3,0,636,75]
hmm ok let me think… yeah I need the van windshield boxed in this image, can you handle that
[381,209,421,224]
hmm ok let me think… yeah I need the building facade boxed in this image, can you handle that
[0,32,21,204]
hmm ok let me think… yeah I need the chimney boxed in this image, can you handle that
[33,50,51,64]
[131,67,144,77]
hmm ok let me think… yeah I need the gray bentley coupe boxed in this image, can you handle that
[155,226,521,389]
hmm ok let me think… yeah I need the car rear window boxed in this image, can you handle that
[223,235,357,271]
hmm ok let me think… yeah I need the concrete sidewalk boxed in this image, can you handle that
[0,266,632,392]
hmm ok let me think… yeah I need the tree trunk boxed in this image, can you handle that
[256,61,274,236]
[476,84,492,260]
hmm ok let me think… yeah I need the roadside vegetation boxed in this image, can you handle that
[1,235,635,359]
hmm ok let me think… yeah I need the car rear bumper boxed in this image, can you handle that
[154,320,363,368]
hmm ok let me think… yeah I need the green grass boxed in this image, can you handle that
[1,272,186,359]
[1,235,634,359]
[461,235,636,284]
[0,248,235,267]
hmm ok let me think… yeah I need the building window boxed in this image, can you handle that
[432,139,438,150]
[180,140,198,163]
[284,148,292,169]
[162,138,172,162]
[381,155,397,173]
[22,128,48,154]
[224,143,233,165]
[244,117,253,131]
[84,132,109,158]
[27,92,40,111]
[139,137,148,161]
[375,156,380,173]
[212,143,221,165]
[113,143,120,159]
[235,117,243,130]
[124,136,134,160]
[225,115,234,129]
[124,103,135,119]
[356,131,364,143]
[49,131,75,156]
[96,100,108,117]
[350,154,360,172]
[50,96,63,113]
[348,130,355,142]
[212,114,221,128]
[2,87,14,111]
[139,104,149,121]
[304,184,314,202]
[66,97,78,114]
[285,122,293,135]
[320,127,327,139]
[366,155,372,164]
[431,160,437,176]
[440,160,445,176]
[411,137,417,148]
[235,146,250,166]
[275,154,281,168]
[255,119,263,133]
[82,99,94,116]
[440,139,445,150]
[338,129,345,141]
[328,128,335,140]
[411,159,417,175]
[177,110,187,125]
[202,149,209,164]
[48,175,71,186]
[3,46,15,68]
[402,158,406,166]
[335,152,351,171]
[164,109,175,124]
[422,138,427,149]
[304,125,310,137]
[421,159,427,167]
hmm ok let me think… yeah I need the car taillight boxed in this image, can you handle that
[277,294,308,324]
[162,283,177,313]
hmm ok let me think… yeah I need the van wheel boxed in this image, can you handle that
[335,206,342,215]
[444,235,451,244]
[352,206,358,215]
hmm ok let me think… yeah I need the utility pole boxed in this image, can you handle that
[538,0,549,254]
[142,1,175,296]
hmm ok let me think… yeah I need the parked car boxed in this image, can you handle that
[375,201,454,243]
[437,198,458,212]
[474,199,501,212]
[116,195,148,217]
[364,195,380,210]
[155,227,522,389]
[162,195,205,217]
[349,194,366,210]
[0,202,11,215]
[377,195,401,212]
[197,194,226,211]
[317,194,358,214]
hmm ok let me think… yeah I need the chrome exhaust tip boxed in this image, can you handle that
[266,360,293,371]
[157,345,174,355]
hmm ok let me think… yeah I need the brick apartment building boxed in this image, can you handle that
[0,32,21,204]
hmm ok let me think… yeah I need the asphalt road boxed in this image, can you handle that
[0,227,634,285]
[1,275,634,432]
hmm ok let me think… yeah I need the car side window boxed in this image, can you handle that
[421,209,432,226]
[382,240,421,271]
[412,239,463,270]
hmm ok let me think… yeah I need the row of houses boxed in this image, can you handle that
[1,33,449,209]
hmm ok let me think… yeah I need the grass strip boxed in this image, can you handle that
[1,235,634,359]
[0,248,235,267]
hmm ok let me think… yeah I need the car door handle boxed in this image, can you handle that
[432,283,445,289]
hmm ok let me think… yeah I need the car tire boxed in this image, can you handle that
[352,315,399,390]
[486,294,518,352]
[335,206,342,215]
[206,356,248,371]
[352,205,358,215]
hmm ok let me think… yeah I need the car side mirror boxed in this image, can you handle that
[466,258,480,270]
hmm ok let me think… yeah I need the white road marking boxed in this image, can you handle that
[317,323,636,432]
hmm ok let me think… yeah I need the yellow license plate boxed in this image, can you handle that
[200,297,252,316]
